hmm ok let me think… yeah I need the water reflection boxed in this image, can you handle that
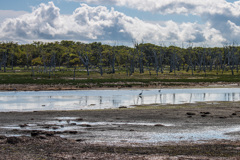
[0,88,240,112]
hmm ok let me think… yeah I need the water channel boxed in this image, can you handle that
[0,88,240,112]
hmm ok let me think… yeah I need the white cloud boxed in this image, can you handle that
[71,0,240,44]
[72,0,240,16]
[0,10,28,24]
[0,2,230,46]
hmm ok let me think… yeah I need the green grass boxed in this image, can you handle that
[1,66,240,87]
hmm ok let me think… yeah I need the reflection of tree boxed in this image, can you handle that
[189,93,192,103]
[137,95,144,105]
[173,93,176,104]
[159,94,162,104]
[78,96,88,106]
[99,96,102,104]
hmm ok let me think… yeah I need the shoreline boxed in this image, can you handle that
[1,102,240,159]
[0,82,240,91]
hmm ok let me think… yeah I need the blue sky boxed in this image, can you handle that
[0,0,240,46]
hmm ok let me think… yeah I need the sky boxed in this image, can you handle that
[0,0,240,47]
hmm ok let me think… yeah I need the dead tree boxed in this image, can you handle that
[2,51,7,72]
[110,47,116,74]
[153,50,159,76]
[159,47,165,73]
[78,50,90,76]
[129,51,135,75]
[135,43,144,74]
[97,46,103,76]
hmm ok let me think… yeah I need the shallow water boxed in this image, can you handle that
[3,117,240,144]
[0,88,240,112]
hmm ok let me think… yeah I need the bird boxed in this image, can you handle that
[139,90,143,96]
[158,89,161,93]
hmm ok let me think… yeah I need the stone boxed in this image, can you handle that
[7,137,22,144]
[154,124,165,127]
[31,131,40,137]
[80,124,91,127]
[69,131,78,134]
[119,106,127,109]
[19,124,28,128]
[76,118,83,121]
[186,112,196,116]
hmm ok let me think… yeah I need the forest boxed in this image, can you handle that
[1,40,240,77]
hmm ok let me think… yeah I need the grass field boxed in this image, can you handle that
[0,66,240,88]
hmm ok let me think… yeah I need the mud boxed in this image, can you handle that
[1,102,240,159]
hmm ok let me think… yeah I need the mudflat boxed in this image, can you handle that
[1,101,240,159]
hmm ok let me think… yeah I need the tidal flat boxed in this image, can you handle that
[1,101,240,159]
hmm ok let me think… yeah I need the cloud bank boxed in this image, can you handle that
[73,0,240,16]
[0,1,239,46]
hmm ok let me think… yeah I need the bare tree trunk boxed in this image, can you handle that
[111,47,116,74]
[73,66,76,80]
[129,51,135,74]
[31,66,34,77]
[78,51,90,76]
[98,47,103,76]
[153,50,159,76]
[11,53,14,70]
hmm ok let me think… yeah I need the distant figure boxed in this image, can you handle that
[139,90,143,96]
[158,89,161,93]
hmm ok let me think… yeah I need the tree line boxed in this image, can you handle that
[1,41,240,76]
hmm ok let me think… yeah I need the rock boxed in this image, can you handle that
[19,124,28,128]
[79,124,91,127]
[70,123,77,126]
[7,137,22,144]
[76,139,84,142]
[42,125,50,129]
[45,132,54,137]
[200,112,211,115]
[63,130,78,134]
[69,131,78,134]
[52,126,59,130]
[37,135,47,139]
[0,135,6,139]
[219,116,227,119]
[154,124,165,127]
[76,118,83,121]
[186,112,196,116]
[119,106,127,109]
[201,115,207,117]
[232,113,237,116]
[31,131,40,137]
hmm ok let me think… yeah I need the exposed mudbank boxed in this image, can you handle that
[1,102,240,159]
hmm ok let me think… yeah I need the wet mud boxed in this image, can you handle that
[1,102,240,159]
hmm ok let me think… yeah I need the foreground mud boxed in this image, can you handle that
[0,136,240,160]
[1,102,240,159]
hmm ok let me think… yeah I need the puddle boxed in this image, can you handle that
[0,88,240,112]
[2,117,240,144]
